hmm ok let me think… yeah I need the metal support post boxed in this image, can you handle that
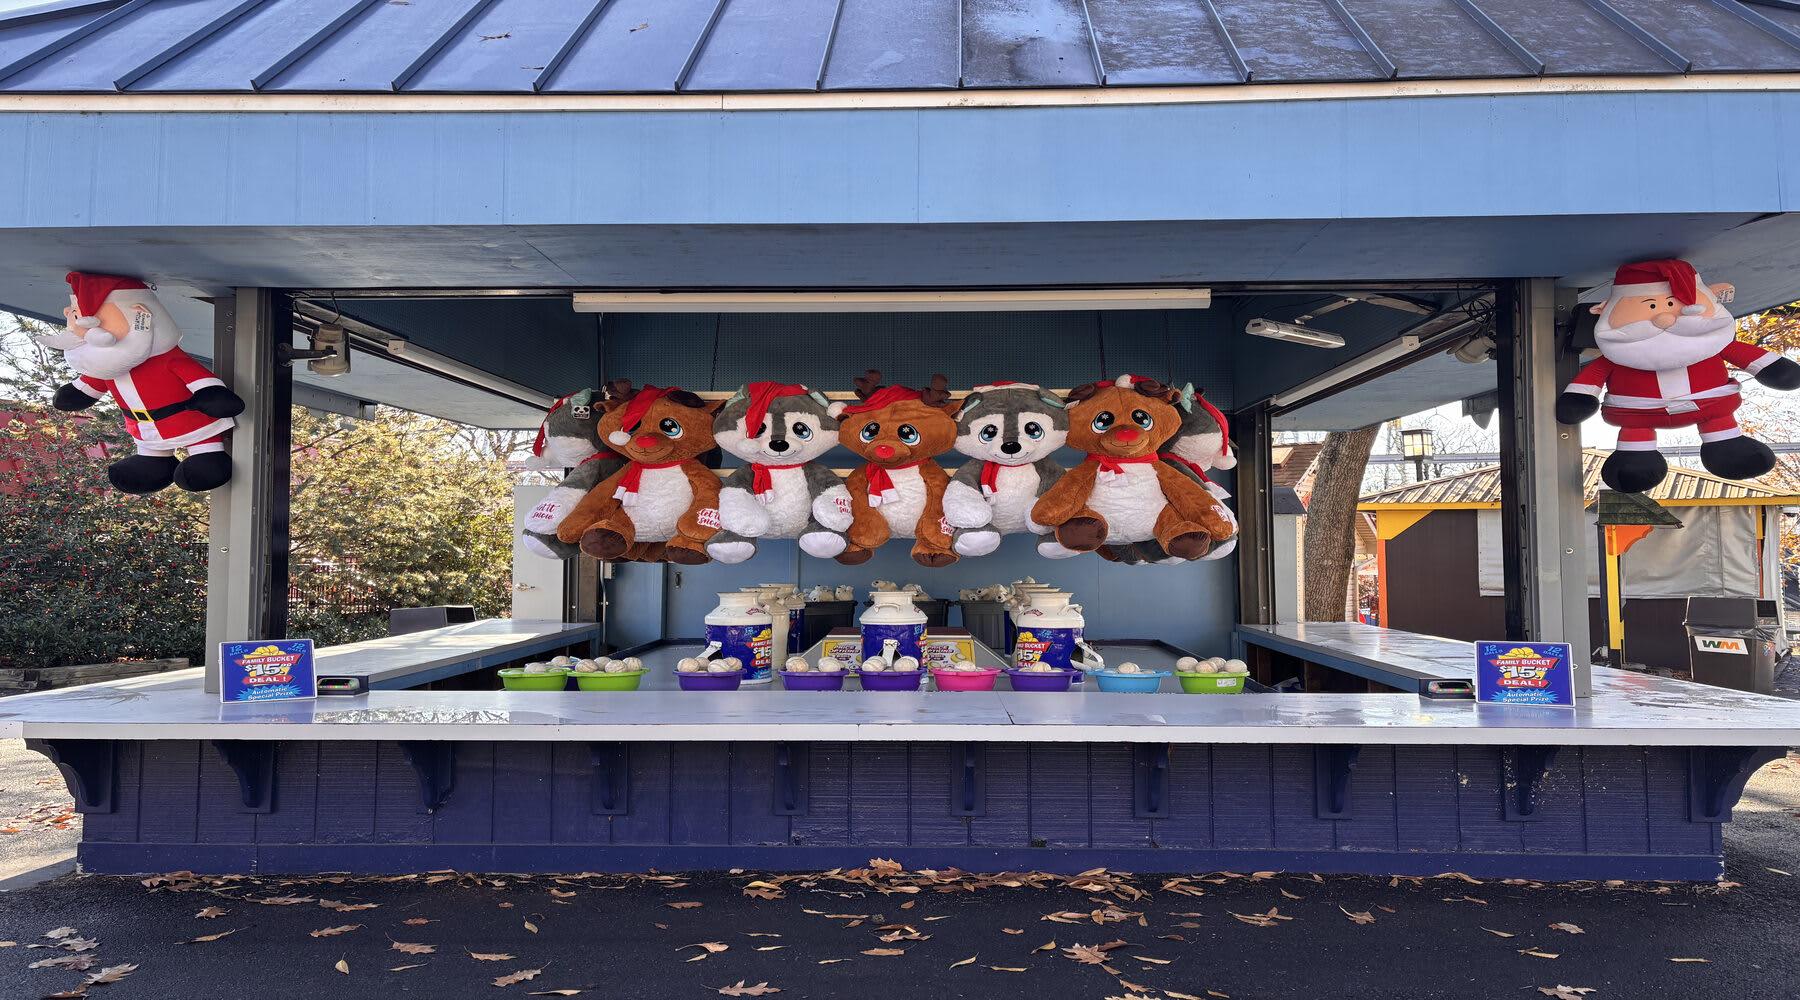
[1234,402,1275,626]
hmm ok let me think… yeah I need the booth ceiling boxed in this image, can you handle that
[5,0,1800,93]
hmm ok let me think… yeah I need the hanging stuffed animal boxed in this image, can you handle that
[940,381,1071,558]
[555,381,722,564]
[707,381,854,562]
[1031,374,1236,560]
[829,370,961,567]
[38,272,244,494]
[1111,383,1238,564]
[519,388,627,560]
[1557,258,1800,493]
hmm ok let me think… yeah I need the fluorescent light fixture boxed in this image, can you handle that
[1244,317,1346,349]
[572,288,1211,313]
[1271,335,1423,409]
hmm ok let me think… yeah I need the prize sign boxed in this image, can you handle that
[220,639,317,703]
[1474,641,1574,708]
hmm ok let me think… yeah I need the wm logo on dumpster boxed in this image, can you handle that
[1693,636,1749,655]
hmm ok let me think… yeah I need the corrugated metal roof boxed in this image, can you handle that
[3,0,1800,94]
[1360,448,1800,506]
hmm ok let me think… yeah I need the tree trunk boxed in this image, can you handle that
[1302,425,1381,622]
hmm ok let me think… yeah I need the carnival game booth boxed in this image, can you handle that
[6,0,1800,880]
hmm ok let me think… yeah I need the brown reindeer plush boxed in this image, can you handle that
[829,370,961,567]
[1030,374,1235,560]
[555,381,722,565]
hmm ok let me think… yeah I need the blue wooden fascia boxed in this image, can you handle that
[399,740,456,814]
[25,737,116,814]
[210,739,278,814]
[1314,745,1361,819]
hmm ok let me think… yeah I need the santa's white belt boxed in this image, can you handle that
[1604,383,1739,412]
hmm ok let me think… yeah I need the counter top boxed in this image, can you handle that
[313,619,602,688]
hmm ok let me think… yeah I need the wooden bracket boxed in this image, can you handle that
[1314,746,1361,819]
[772,742,809,816]
[588,742,629,816]
[210,740,277,813]
[399,741,456,814]
[1688,746,1785,823]
[1133,744,1172,818]
[948,744,984,816]
[1501,746,1559,821]
[24,739,116,814]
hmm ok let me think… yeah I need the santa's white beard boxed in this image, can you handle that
[1595,310,1735,372]
[62,330,155,380]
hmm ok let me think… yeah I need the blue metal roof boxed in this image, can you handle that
[3,0,1800,93]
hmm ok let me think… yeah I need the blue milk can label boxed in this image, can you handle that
[1475,641,1574,708]
[1014,626,1081,669]
[708,622,773,681]
[861,622,925,661]
[220,639,317,703]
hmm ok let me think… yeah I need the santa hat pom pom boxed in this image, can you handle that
[1114,374,1133,388]
[826,401,847,419]
[606,430,631,447]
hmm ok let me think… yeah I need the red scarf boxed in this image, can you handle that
[741,381,807,436]
[613,460,683,505]
[1160,452,1212,484]
[751,462,803,498]
[980,461,1004,496]
[864,460,922,507]
[1088,453,1157,480]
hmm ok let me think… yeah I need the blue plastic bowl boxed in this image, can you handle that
[1092,670,1170,693]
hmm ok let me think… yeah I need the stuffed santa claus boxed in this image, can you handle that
[37,272,244,494]
[1556,258,1800,493]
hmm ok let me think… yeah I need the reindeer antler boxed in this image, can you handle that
[852,369,883,400]
[1131,377,1176,402]
[921,373,952,407]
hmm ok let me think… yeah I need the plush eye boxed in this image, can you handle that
[792,422,813,441]
[658,417,683,438]
[978,424,999,442]
[1023,421,1044,440]
[1091,411,1115,432]
[898,424,921,445]
[1131,409,1154,430]
[859,422,880,442]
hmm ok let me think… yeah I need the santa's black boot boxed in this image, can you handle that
[1599,449,1667,494]
[108,454,179,495]
[1699,436,1776,481]
[173,452,234,492]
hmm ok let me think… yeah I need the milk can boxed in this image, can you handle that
[860,590,927,662]
[706,592,775,684]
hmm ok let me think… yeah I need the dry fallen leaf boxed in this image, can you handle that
[683,942,730,954]
[1481,928,1517,938]
[310,925,362,938]
[861,948,905,957]
[256,895,315,906]
[194,907,228,920]
[391,941,437,955]
[717,981,781,996]
[1548,922,1584,935]
[335,959,351,975]
[745,933,782,938]
[470,952,517,961]
[29,954,95,971]
[951,956,977,969]
[1279,888,1304,900]
[43,988,88,999]
[403,918,435,926]
[549,889,576,899]
[44,927,78,940]
[1519,949,1561,959]
[1002,928,1023,935]
[1669,957,1711,963]
[389,964,426,972]
[988,966,1028,973]
[85,964,138,986]
[1035,941,1057,953]
[817,959,847,965]
[183,928,240,944]
[667,902,703,910]
[494,968,546,987]
[1537,988,1595,1000]
[528,992,587,997]
[753,945,785,952]
[319,900,379,912]
[1133,956,1173,965]
[1340,907,1376,925]
[524,921,539,934]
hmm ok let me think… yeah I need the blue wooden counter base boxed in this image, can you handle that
[61,737,1763,881]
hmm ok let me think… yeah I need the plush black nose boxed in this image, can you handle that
[1000,441,1022,455]
[768,439,790,453]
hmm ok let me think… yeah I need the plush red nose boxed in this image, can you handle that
[1113,428,1141,442]
[635,433,661,449]
[874,444,896,459]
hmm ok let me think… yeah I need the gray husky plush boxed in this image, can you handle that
[1111,383,1238,564]
[520,388,625,560]
[707,381,854,563]
[941,381,1071,558]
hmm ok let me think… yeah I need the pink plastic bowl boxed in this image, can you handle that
[930,666,1001,691]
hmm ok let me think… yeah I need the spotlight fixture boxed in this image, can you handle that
[1244,318,1346,349]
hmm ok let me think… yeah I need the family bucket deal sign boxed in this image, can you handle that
[220,639,317,703]
[1474,641,1575,708]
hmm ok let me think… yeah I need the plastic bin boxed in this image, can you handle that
[957,600,1008,651]
[1685,596,1778,694]
[799,600,857,649]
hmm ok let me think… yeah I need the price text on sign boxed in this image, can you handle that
[1474,641,1574,709]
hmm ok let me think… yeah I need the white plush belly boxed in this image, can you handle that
[760,467,814,537]
[877,466,927,537]
[988,464,1041,533]
[629,466,692,541]
[1088,466,1166,544]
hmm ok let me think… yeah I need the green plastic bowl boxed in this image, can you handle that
[498,668,571,691]
[572,669,646,691]
[1178,671,1248,694]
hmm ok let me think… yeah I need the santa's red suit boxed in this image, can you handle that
[70,347,233,453]
[1563,339,1780,446]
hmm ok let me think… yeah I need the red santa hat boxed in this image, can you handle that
[838,384,923,415]
[972,380,1039,393]
[1610,259,1700,305]
[740,381,808,437]
[65,271,149,327]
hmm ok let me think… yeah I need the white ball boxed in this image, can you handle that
[893,656,920,672]
[722,656,743,670]
[523,663,549,675]
[622,656,643,671]
[550,655,575,667]
[677,658,703,673]
[603,660,629,674]
[1116,662,1142,674]
[1225,658,1247,673]
[1198,661,1220,674]
[1175,656,1200,673]
[707,660,737,674]
[574,659,599,673]
[785,655,811,672]
[861,657,888,672]
[818,658,844,673]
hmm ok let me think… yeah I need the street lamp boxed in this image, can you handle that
[1401,428,1435,482]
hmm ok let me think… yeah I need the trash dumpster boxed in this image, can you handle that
[1684,596,1778,694]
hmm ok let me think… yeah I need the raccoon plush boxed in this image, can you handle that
[1111,384,1238,564]
[519,388,625,560]
[940,381,1071,558]
[708,382,854,562]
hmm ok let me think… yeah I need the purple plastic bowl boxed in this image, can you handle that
[780,670,847,691]
[857,669,924,691]
[1004,667,1081,692]
[677,669,745,691]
